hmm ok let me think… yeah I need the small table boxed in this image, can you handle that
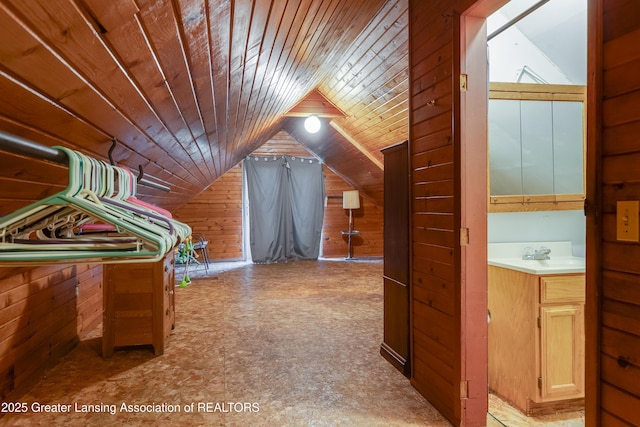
[341,230,360,259]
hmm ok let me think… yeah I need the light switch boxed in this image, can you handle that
[617,201,640,242]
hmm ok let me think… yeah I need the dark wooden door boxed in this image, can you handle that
[381,140,410,376]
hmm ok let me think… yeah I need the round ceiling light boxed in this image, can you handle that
[304,115,321,134]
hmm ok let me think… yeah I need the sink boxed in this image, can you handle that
[488,256,585,275]
[488,241,585,275]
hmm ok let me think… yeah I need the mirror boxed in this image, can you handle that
[488,83,585,212]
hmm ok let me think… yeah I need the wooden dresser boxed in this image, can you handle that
[380,141,410,376]
[102,253,175,357]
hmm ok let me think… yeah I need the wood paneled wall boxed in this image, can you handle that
[408,0,490,425]
[0,151,68,218]
[173,164,244,261]
[1,139,103,402]
[323,169,383,258]
[408,1,460,424]
[0,0,400,211]
[596,0,640,425]
[0,264,102,401]
[76,265,103,340]
[174,131,383,261]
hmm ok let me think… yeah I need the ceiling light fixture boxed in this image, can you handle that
[304,115,321,134]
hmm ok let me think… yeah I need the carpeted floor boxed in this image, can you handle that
[0,259,452,426]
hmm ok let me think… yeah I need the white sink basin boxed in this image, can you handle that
[488,256,585,275]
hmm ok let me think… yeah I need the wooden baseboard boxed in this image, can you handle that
[527,397,585,416]
[380,342,410,377]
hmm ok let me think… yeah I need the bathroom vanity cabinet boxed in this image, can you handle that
[488,265,585,415]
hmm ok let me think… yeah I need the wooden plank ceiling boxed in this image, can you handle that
[0,0,408,212]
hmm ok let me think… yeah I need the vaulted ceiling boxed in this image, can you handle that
[0,0,408,211]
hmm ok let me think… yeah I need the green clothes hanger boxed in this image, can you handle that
[0,147,190,266]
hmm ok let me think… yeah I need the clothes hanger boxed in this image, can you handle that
[71,151,191,249]
[96,163,188,244]
[0,147,176,265]
[114,167,191,241]
[33,154,129,241]
[70,151,178,251]
[75,157,191,248]
[3,147,190,261]
[0,148,163,256]
[37,155,107,239]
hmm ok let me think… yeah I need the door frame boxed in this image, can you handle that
[458,0,599,424]
[457,8,493,425]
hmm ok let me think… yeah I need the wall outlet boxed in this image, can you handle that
[617,201,640,242]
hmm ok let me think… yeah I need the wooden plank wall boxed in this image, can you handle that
[0,264,102,401]
[408,1,640,425]
[323,169,383,258]
[598,0,640,425]
[174,131,383,260]
[174,164,244,261]
[0,146,104,402]
[408,0,471,425]
[75,265,103,340]
[0,151,68,218]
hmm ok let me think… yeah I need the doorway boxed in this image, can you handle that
[460,0,588,425]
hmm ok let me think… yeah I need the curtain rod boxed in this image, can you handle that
[0,130,171,193]
[487,0,551,42]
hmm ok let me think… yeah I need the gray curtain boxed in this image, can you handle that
[244,156,325,263]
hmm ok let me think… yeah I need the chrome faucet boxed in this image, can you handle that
[522,246,551,260]
[533,247,551,260]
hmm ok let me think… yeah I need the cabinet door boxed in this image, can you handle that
[539,304,585,400]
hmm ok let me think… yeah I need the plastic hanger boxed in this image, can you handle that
[95,163,190,243]
[75,150,190,250]
[69,151,179,251]
[0,147,183,265]
[0,148,166,260]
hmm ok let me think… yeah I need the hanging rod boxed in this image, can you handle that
[0,130,171,193]
[487,0,551,42]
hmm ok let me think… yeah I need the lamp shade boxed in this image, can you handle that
[342,190,360,209]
